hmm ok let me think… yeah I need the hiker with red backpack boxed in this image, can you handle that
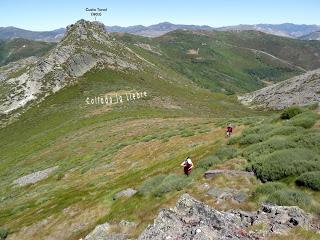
[226,124,233,137]
[180,156,193,176]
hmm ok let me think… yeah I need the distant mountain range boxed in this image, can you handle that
[217,23,320,38]
[108,22,320,38]
[0,27,65,42]
[0,22,320,42]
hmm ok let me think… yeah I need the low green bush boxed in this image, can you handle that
[180,130,195,137]
[252,148,320,181]
[242,136,297,162]
[287,111,319,129]
[226,135,241,145]
[153,174,188,197]
[266,189,311,208]
[139,174,190,197]
[239,133,264,145]
[280,106,303,119]
[290,131,320,153]
[242,124,274,136]
[142,135,157,142]
[0,228,8,240]
[296,171,320,191]
[307,103,319,110]
[264,126,304,138]
[197,155,221,170]
[139,175,166,195]
[215,146,240,160]
[255,182,287,195]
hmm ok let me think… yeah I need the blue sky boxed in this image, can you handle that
[1,0,319,30]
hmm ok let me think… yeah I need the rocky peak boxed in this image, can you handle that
[0,19,142,117]
[62,19,108,44]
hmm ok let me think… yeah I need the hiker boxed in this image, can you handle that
[180,156,193,176]
[226,124,233,137]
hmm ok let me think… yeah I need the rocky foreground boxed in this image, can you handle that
[138,194,318,240]
[238,69,320,110]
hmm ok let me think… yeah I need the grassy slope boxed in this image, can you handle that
[0,60,263,239]
[0,38,55,66]
[1,30,320,239]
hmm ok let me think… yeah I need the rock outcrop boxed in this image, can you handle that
[138,194,317,240]
[238,69,320,109]
[13,166,58,186]
[113,188,137,200]
[84,220,136,240]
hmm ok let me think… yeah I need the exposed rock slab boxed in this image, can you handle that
[238,69,320,109]
[13,166,58,186]
[138,194,316,240]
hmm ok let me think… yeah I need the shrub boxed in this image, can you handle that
[290,131,320,153]
[280,106,303,119]
[267,189,311,208]
[215,146,240,160]
[242,136,297,162]
[227,135,241,145]
[0,228,8,240]
[138,175,166,195]
[287,111,319,129]
[307,102,319,110]
[142,135,157,142]
[242,124,274,136]
[252,148,320,181]
[153,174,188,197]
[180,130,195,137]
[139,174,190,197]
[197,155,221,170]
[239,133,264,145]
[296,171,320,191]
[255,182,287,195]
[264,126,304,138]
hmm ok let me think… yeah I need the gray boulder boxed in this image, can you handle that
[113,188,137,200]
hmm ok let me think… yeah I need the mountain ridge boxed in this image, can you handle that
[238,69,320,109]
[0,19,147,116]
[1,22,320,41]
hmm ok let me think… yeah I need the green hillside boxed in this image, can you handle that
[0,38,55,66]
[113,30,320,93]
[0,23,319,240]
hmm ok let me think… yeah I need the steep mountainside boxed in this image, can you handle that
[0,38,55,66]
[238,69,320,109]
[300,31,320,40]
[0,20,150,116]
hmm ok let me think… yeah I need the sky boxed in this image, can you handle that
[1,0,319,31]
